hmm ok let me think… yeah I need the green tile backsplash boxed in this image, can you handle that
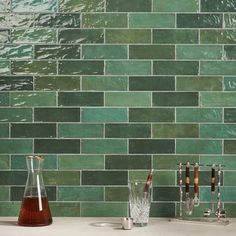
[1,0,236,218]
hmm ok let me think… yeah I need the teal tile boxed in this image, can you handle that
[200,124,236,138]
[225,108,236,122]
[82,76,128,91]
[129,13,175,28]
[153,0,199,12]
[0,155,10,169]
[0,30,10,43]
[82,139,127,154]
[0,13,34,28]
[82,108,128,122]
[0,61,10,75]
[105,187,128,201]
[0,124,9,137]
[0,108,32,122]
[200,92,236,107]
[82,13,127,28]
[10,92,56,107]
[153,187,179,201]
[0,171,27,185]
[59,124,104,138]
[224,45,236,60]
[50,202,80,217]
[0,45,32,59]
[201,61,236,75]
[176,139,222,154]
[0,202,20,216]
[0,186,9,200]
[224,140,236,154]
[106,61,151,75]
[150,203,175,217]
[224,14,236,28]
[0,139,32,154]
[0,92,9,106]
[0,76,33,91]
[224,173,236,186]
[105,92,151,107]
[201,0,236,12]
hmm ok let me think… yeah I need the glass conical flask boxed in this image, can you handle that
[18,155,53,226]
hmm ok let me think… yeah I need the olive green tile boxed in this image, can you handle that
[0,13,34,28]
[106,61,151,76]
[82,139,127,154]
[176,76,223,91]
[82,76,128,91]
[11,60,57,75]
[153,29,198,44]
[129,108,175,122]
[44,171,80,185]
[105,155,151,169]
[59,124,104,138]
[0,76,33,91]
[59,155,104,170]
[200,124,236,138]
[59,61,104,75]
[129,45,175,59]
[129,170,148,181]
[0,108,32,122]
[0,171,27,185]
[0,202,20,216]
[200,92,236,107]
[106,29,151,44]
[35,76,80,91]
[225,108,236,122]
[11,29,57,43]
[176,108,222,123]
[50,202,80,217]
[224,45,236,60]
[82,108,127,122]
[82,13,127,28]
[150,203,175,217]
[105,187,128,201]
[105,92,151,107]
[106,0,151,12]
[35,139,80,154]
[0,30,10,43]
[105,124,151,138]
[201,0,236,12]
[0,155,10,169]
[224,14,236,28]
[176,139,222,154]
[129,13,175,28]
[11,123,56,138]
[154,171,175,186]
[58,187,103,201]
[59,0,104,12]
[153,0,199,12]
[224,140,236,154]
[0,1,10,12]
[153,124,199,138]
[0,186,9,201]
[0,139,32,154]
[34,108,80,122]
[0,92,9,106]
[59,29,104,44]
[0,45,32,59]
[10,92,56,107]
[0,61,10,75]
[224,77,236,91]
[81,202,127,217]
[0,123,8,138]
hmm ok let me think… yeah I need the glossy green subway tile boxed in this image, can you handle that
[153,187,179,201]
[105,124,151,138]
[0,108,32,122]
[35,45,80,59]
[176,76,223,91]
[35,76,80,91]
[59,29,104,44]
[0,13,34,28]
[200,124,236,138]
[59,61,104,75]
[201,29,236,44]
[153,92,199,107]
[106,0,151,12]
[224,140,236,154]
[129,76,175,91]
[105,187,128,201]
[58,187,103,201]
[82,45,127,59]
[0,124,8,138]
[82,108,127,122]
[153,124,199,138]
[82,13,127,28]
[10,92,56,107]
[0,186,9,201]
[0,1,10,12]
[0,61,10,75]
[50,202,80,217]
[44,171,80,185]
[129,139,175,154]
[0,92,9,106]
[106,29,151,44]
[82,76,128,91]
[153,0,199,12]
[176,108,222,123]
[11,29,57,44]
[0,202,20,216]
[11,60,57,75]
[0,30,10,43]
[58,92,104,106]
[129,45,174,59]
[0,45,32,59]
[35,13,80,28]
[0,140,32,154]
[129,108,175,122]
[153,171,175,186]
[0,171,27,185]
[105,155,151,169]
[224,46,236,60]
[201,0,236,12]
[224,14,236,28]
[0,76,33,91]
[129,13,175,28]
[129,170,148,181]
[59,124,104,138]
[105,92,151,107]
[224,108,236,123]
[81,202,127,217]
[35,139,80,154]
[200,92,236,107]
[0,155,10,169]
[224,173,236,186]
[59,0,104,12]
[12,0,57,12]
[225,204,236,217]
[82,139,127,154]
[59,155,104,170]
[150,203,175,217]
[176,139,222,154]
[82,170,128,185]
[153,29,198,44]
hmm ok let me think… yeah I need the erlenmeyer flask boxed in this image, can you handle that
[18,155,52,226]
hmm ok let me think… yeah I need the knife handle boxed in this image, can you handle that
[211,164,215,192]
[185,162,190,193]
[194,163,199,194]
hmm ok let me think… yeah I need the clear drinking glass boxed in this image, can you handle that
[129,180,152,226]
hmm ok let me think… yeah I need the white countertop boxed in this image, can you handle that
[1,217,236,236]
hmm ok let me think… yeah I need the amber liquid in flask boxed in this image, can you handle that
[18,156,52,226]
